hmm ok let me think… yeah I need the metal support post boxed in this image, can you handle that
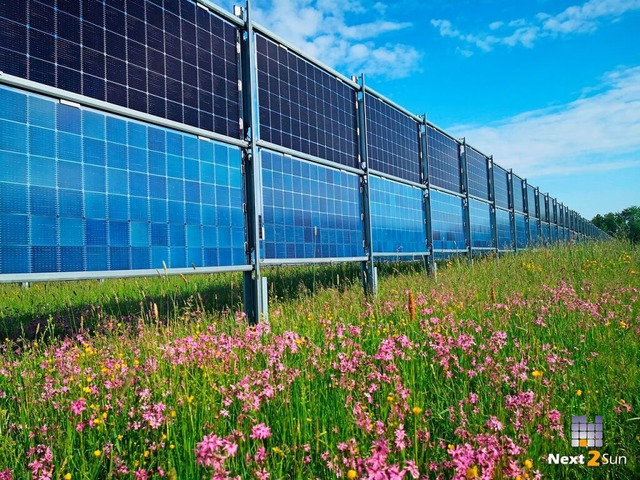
[420,116,435,275]
[460,139,472,259]
[356,75,377,296]
[240,0,267,324]
[509,169,517,252]
[488,155,498,253]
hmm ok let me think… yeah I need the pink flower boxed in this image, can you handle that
[251,423,271,440]
[71,398,87,416]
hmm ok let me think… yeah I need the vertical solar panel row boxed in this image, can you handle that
[0,85,245,274]
[430,190,465,252]
[255,33,358,168]
[0,0,241,138]
[427,126,462,194]
[465,148,490,200]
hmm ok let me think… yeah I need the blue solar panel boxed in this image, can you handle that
[541,222,550,243]
[430,190,465,251]
[494,165,509,210]
[512,174,525,213]
[365,94,420,183]
[0,85,245,274]
[530,220,539,245]
[256,34,358,168]
[369,176,426,254]
[0,0,240,138]
[261,150,364,259]
[466,148,489,200]
[527,185,538,218]
[496,208,513,251]
[469,199,493,248]
[515,213,527,248]
[427,126,461,193]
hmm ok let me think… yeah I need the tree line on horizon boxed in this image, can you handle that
[592,206,640,244]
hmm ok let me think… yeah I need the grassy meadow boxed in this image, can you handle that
[0,241,638,479]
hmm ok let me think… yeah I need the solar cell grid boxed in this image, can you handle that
[369,176,426,253]
[496,208,513,250]
[515,213,527,248]
[469,199,492,248]
[427,126,461,193]
[0,85,244,274]
[494,165,509,209]
[256,33,358,168]
[527,185,538,218]
[365,94,420,183]
[466,148,490,200]
[430,190,465,251]
[261,150,364,259]
[0,0,241,139]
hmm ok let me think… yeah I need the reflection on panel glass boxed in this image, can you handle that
[369,176,425,253]
[431,190,465,251]
[0,0,240,137]
[513,175,525,213]
[256,34,358,168]
[527,185,538,219]
[551,225,558,242]
[494,165,509,210]
[515,213,527,249]
[530,220,539,245]
[261,150,363,259]
[427,126,461,193]
[469,199,492,248]
[0,85,244,274]
[541,222,550,243]
[365,94,420,183]
[496,208,513,250]
[466,148,489,200]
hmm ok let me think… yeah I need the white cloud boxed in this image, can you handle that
[432,0,640,53]
[252,0,421,79]
[447,66,640,178]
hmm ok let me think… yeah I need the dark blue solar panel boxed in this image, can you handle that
[0,0,240,139]
[512,174,525,213]
[540,222,550,243]
[427,126,461,193]
[543,195,550,223]
[469,199,492,248]
[494,165,509,210]
[261,150,364,259]
[256,34,358,168]
[515,213,527,248]
[530,219,539,245]
[430,190,465,251]
[527,185,538,218]
[466,148,489,200]
[365,94,420,183]
[0,85,245,274]
[496,208,513,251]
[369,176,426,254]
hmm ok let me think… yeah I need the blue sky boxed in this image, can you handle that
[237,0,640,219]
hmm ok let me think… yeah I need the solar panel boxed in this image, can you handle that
[515,213,527,248]
[530,219,539,244]
[0,0,241,138]
[494,165,509,210]
[430,190,465,251]
[427,126,461,193]
[365,94,420,183]
[469,199,492,248]
[512,174,525,213]
[466,148,489,200]
[527,185,538,218]
[261,150,364,259]
[256,34,358,168]
[0,85,245,274]
[496,208,513,250]
[369,175,426,254]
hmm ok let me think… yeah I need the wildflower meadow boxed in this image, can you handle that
[0,241,638,479]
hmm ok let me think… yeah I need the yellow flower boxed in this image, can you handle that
[347,470,358,479]
[448,444,455,451]
[532,370,543,379]
[169,444,175,450]
[465,465,479,479]
[412,406,423,415]
[524,459,534,469]
[171,410,177,418]
[64,474,72,480]
[576,389,582,396]
[94,450,102,458]
[187,395,194,404]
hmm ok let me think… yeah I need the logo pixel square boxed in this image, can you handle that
[571,415,602,448]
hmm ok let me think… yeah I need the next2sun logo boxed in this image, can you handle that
[547,415,627,468]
